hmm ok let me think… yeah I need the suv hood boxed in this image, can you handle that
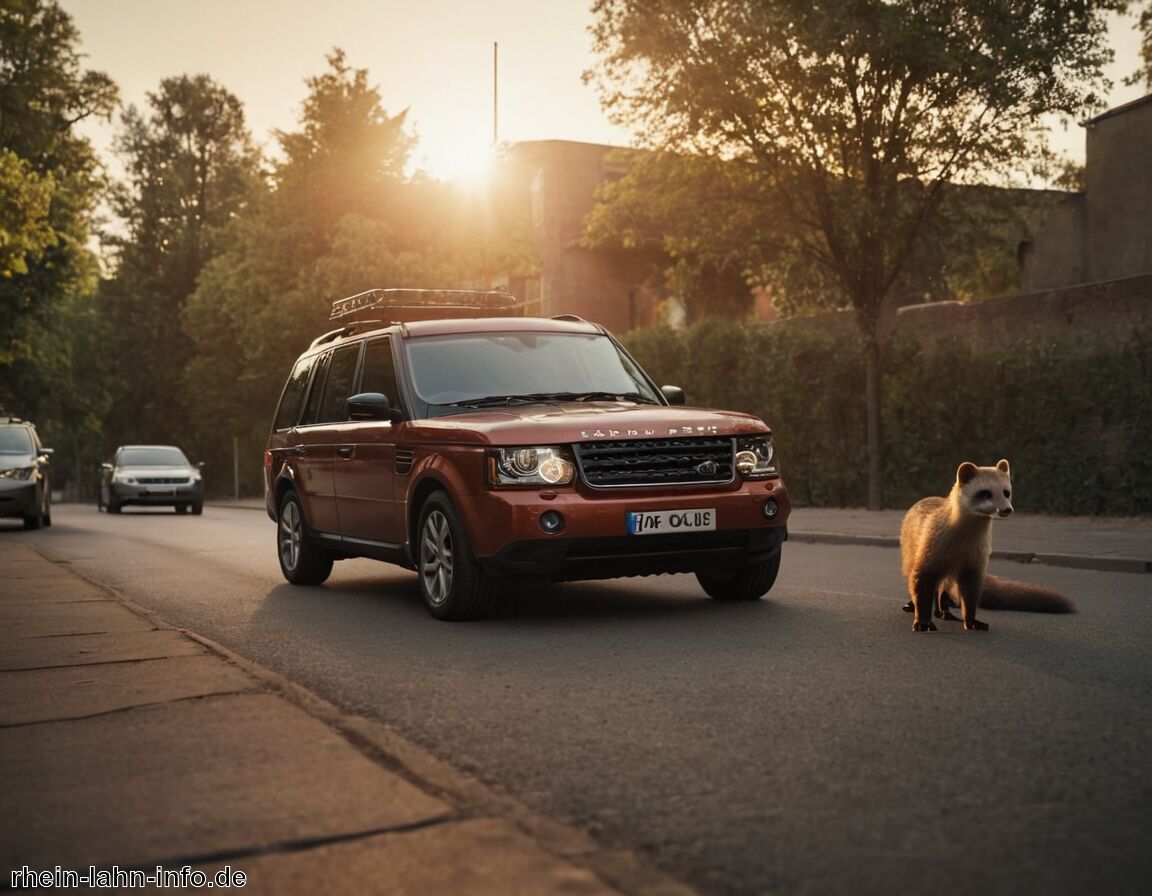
[0,452,36,469]
[407,402,770,445]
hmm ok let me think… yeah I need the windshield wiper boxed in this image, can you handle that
[439,394,562,408]
[439,391,660,409]
[562,391,661,405]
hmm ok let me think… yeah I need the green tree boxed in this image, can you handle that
[1132,1,1152,87]
[587,0,1118,508]
[100,74,260,451]
[0,0,117,486]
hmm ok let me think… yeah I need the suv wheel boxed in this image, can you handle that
[696,551,782,601]
[277,490,333,585]
[417,493,498,620]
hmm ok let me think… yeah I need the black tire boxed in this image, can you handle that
[277,490,333,585]
[175,503,189,514]
[191,501,203,516]
[416,492,498,620]
[107,498,121,514]
[696,550,782,601]
[23,484,46,529]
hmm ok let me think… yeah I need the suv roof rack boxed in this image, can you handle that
[329,288,522,324]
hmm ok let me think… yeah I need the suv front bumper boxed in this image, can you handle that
[480,526,787,580]
[458,478,790,581]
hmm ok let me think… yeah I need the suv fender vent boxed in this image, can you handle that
[395,449,414,476]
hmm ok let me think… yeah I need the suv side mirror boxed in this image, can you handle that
[661,385,686,406]
[347,392,406,423]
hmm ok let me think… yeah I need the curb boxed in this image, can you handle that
[789,532,1152,575]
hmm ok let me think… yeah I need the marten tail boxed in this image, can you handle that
[981,574,1076,613]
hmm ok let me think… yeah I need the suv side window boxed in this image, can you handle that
[300,351,332,426]
[361,338,400,407]
[317,344,362,423]
[273,354,318,431]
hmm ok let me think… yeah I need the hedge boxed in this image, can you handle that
[621,319,1152,515]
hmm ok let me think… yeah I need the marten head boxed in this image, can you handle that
[954,459,1013,519]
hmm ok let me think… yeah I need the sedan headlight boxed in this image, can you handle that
[0,466,34,480]
[489,447,576,487]
[735,436,776,479]
[112,471,136,484]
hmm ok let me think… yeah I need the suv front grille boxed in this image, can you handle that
[575,436,734,488]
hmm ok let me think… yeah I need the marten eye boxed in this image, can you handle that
[976,489,992,501]
[1003,489,1011,498]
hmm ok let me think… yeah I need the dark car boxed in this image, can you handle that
[0,416,52,529]
[264,289,790,620]
[99,445,204,514]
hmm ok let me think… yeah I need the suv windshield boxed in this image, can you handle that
[405,332,661,416]
[119,447,189,467]
[0,427,33,454]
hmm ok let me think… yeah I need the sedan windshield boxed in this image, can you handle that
[405,332,661,416]
[118,447,189,467]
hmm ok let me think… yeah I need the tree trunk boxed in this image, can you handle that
[863,329,883,510]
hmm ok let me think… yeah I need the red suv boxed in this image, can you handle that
[265,290,790,619]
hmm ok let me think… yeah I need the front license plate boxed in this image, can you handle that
[146,488,173,496]
[627,508,716,535]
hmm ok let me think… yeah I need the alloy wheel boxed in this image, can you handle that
[279,499,302,572]
[420,509,454,607]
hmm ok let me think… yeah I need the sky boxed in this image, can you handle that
[61,0,1149,183]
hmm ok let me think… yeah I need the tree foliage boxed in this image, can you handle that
[586,0,1119,507]
[97,74,261,452]
[0,0,116,479]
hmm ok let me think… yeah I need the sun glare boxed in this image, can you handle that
[423,138,494,187]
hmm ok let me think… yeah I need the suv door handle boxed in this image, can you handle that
[337,445,355,459]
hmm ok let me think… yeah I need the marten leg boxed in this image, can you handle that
[909,574,938,632]
[956,569,989,631]
[935,583,960,621]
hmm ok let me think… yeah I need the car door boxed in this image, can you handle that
[333,336,402,548]
[291,346,358,536]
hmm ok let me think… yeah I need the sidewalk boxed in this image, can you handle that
[787,507,1152,574]
[0,542,691,896]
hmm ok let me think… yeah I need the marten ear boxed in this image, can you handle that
[957,462,978,485]
[996,459,1010,476]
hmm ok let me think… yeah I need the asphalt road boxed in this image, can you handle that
[8,504,1152,896]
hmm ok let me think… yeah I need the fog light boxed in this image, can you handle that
[539,510,565,533]
[762,499,779,519]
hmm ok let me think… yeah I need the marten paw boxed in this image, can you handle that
[963,619,989,631]
[912,620,938,632]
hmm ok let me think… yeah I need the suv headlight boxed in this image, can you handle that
[0,466,34,480]
[735,436,776,479]
[489,447,576,487]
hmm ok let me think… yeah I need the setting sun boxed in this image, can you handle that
[420,134,494,186]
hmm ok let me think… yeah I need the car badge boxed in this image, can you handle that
[696,460,719,477]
